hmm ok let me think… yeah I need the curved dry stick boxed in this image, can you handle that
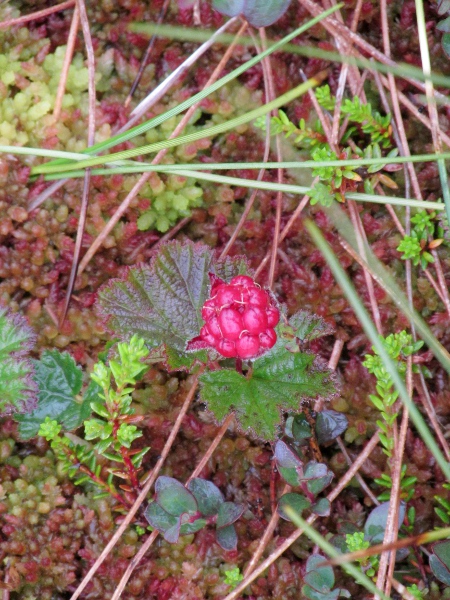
[70,371,202,600]
[60,0,95,326]
[110,413,235,600]
[223,430,380,600]
[53,6,80,121]
[77,19,247,277]
[0,0,75,28]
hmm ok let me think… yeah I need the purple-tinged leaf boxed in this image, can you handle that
[304,554,335,590]
[217,502,245,528]
[144,501,178,533]
[277,492,310,521]
[164,517,182,544]
[274,440,304,469]
[0,305,37,417]
[216,524,238,551]
[213,0,292,27]
[311,498,331,517]
[187,478,224,516]
[364,501,406,544]
[200,345,335,441]
[430,541,450,585]
[179,518,208,536]
[303,461,334,496]
[315,410,348,444]
[155,476,197,516]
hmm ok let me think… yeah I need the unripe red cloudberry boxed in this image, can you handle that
[186,273,280,360]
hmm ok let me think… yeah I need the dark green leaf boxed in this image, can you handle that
[155,476,197,516]
[98,240,248,352]
[437,16,450,32]
[200,344,335,440]
[302,585,340,600]
[277,492,310,520]
[213,0,292,27]
[216,524,238,551]
[292,413,312,440]
[164,516,182,544]
[179,518,207,536]
[16,350,87,439]
[187,478,224,516]
[288,311,333,343]
[315,410,348,444]
[217,502,245,528]
[311,498,331,517]
[274,440,303,486]
[442,33,450,59]
[304,554,335,590]
[144,501,178,533]
[303,461,334,496]
[430,541,450,585]
[163,345,208,372]
[364,501,406,544]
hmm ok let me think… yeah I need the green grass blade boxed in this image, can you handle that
[283,508,391,600]
[31,78,323,175]
[42,165,445,211]
[39,4,342,169]
[37,152,450,174]
[305,218,450,481]
[131,23,450,89]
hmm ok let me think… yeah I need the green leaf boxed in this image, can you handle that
[200,344,335,440]
[16,350,89,439]
[364,501,406,544]
[216,524,238,551]
[277,492,311,520]
[155,476,198,516]
[304,554,335,591]
[430,541,450,585]
[212,0,292,27]
[311,498,331,516]
[144,501,179,534]
[292,413,312,440]
[217,502,245,528]
[98,240,248,353]
[303,461,334,496]
[187,478,224,516]
[442,33,450,59]
[288,311,333,343]
[179,518,207,536]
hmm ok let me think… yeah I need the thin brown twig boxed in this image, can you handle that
[53,6,80,121]
[77,20,247,276]
[335,437,380,506]
[60,0,95,326]
[259,28,283,290]
[222,431,380,600]
[0,0,75,28]
[124,0,171,108]
[70,372,203,600]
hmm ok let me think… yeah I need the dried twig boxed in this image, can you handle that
[0,0,75,28]
[53,6,80,121]
[60,0,95,326]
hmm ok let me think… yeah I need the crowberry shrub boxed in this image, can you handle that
[187,274,280,359]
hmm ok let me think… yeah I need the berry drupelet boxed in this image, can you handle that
[187,274,280,360]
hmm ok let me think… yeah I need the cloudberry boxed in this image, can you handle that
[186,273,280,359]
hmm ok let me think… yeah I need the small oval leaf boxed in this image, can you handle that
[277,492,311,521]
[187,478,224,516]
[315,410,348,444]
[216,524,238,551]
[155,476,198,516]
[217,502,245,528]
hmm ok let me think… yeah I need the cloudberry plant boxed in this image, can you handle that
[187,273,280,360]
